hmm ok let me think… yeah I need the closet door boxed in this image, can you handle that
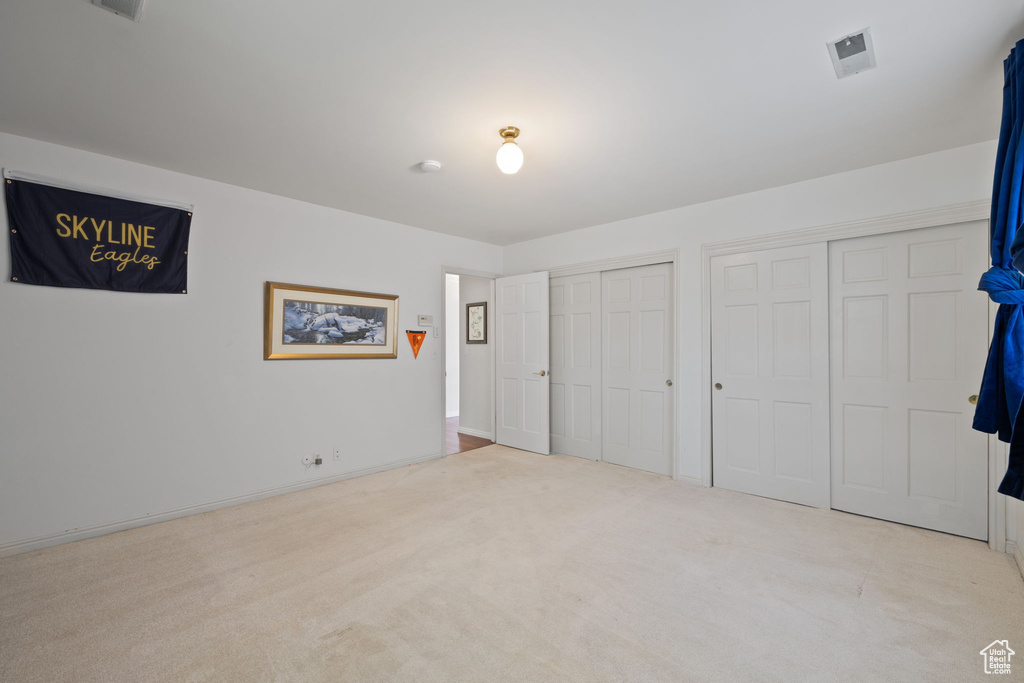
[710,244,830,508]
[830,222,989,540]
[602,263,674,476]
[550,273,601,459]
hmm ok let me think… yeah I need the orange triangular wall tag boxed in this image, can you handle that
[406,330,426,359]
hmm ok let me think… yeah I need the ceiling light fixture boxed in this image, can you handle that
[496,126,523,174]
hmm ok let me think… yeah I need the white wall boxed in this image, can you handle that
[458,275,493,438]
[0,132,502,554]
[2,131,1012,555]
[1009,495,1024,575]
[445,274,460,418]
[504,141,998,481]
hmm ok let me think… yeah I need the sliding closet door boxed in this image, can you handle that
[602,263,674,476]
[710,244,830,508]
[830,222,989,540]
[550,273,602,459]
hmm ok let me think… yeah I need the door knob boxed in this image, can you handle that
[969,394,978,405]
[534,370,547,377]
[666,379,673,387]
[714,383,723,390]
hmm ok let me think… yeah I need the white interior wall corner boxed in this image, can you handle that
[0,131,502,552]
[502,140,997,481]
[1009,497,1024,577]
[0,131,1007,554]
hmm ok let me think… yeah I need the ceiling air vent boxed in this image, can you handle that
[827,27,876,79]
[91,0,145,22]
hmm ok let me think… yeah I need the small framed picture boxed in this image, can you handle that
[264,281,399,359]
[466,301,487,344]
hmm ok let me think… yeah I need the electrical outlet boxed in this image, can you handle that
[333,447,341,461]
[301,455,312,466]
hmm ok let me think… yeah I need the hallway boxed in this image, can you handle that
[445,417,492,455]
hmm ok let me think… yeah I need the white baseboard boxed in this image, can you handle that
[674,473,703,487]
[1009,540,1024,582]
[0,451,443,558]
[457,426,494,440]
[550,451,600,461]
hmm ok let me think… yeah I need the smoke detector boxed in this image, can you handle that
[418,160,442,173]
[827,27,876,79]
[91,0,145,22]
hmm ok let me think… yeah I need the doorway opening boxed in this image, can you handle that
[444,271,496,455]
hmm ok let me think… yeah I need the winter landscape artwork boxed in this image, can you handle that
[264,282,399,359]
[283,300,387,345]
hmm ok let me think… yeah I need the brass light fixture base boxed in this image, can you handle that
[499,126,520,141]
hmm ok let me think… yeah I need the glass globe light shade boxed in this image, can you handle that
[496,140,523,174]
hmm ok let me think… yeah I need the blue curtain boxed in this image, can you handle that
[976,39,1024,500]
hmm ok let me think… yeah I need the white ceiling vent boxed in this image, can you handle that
[91,0,145,22]
[827,27,876,79]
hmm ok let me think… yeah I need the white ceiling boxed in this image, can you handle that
[0,1,1021,245]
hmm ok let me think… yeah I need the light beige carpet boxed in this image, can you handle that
[1,445,1022,682]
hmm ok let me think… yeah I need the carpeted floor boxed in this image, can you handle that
[1,445,1022,682]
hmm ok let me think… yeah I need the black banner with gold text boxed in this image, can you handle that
[5,178,192,293]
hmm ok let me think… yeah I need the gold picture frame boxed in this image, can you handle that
[264,281,399,359]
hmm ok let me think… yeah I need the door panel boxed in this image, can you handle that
[830,222,988,540]
[550,273,601,459]
[711,243,830,508]
[774,401,813,481]
[495,272,550,454]
[601,263,674,476]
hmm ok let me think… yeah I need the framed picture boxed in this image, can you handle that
[264,281,399,359]
[466,301,487,344]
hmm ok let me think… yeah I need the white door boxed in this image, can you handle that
[550,273,602,460]
[830,222,989,540]
[602,263,674,476]
[711,244,830,508]
[495,271,550,454]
